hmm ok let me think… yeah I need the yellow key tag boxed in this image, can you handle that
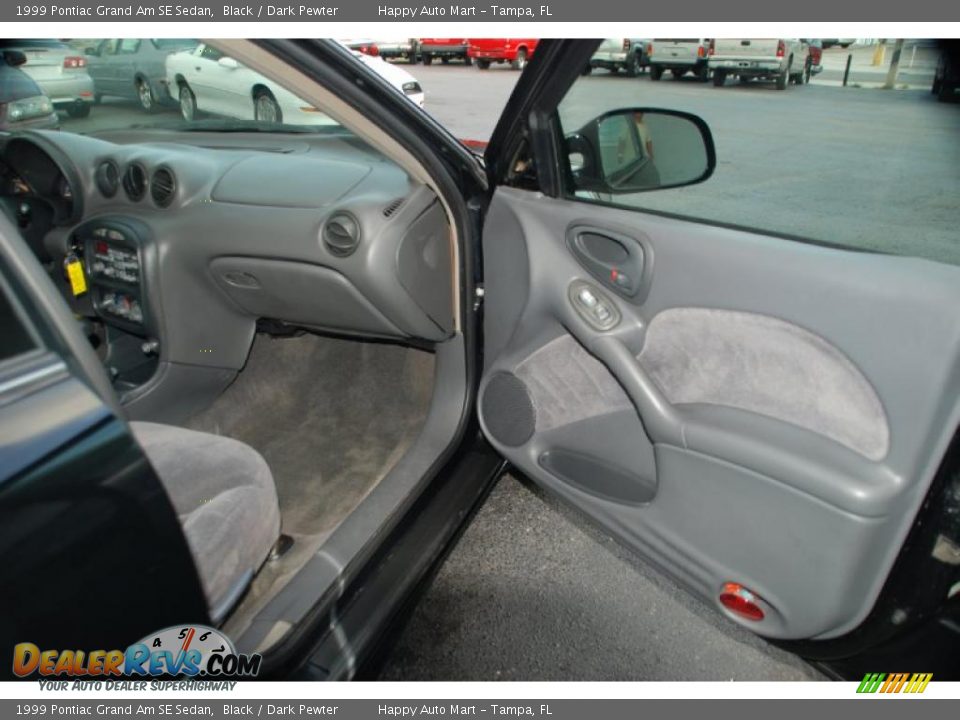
[65,256,87,297]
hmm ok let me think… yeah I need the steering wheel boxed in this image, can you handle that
[0,194,56,262]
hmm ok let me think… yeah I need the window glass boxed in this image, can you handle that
[557,39,960,267]
[7,39,360,134]
[118,39,141,54]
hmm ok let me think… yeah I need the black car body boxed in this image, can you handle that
[933,40,960,102]
[1,39,959,683]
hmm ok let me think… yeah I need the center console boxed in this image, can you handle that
[72,217,159,392]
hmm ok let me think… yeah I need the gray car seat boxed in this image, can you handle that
[130,422,281,622]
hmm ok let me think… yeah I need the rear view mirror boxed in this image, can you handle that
[565,108,715,194]
[2,50,27,67]
[218,57,240,70]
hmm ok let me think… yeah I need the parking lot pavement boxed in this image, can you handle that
[379,474,823,681]
[63,56,959,267]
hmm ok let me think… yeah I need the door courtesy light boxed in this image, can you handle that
[719,582,765,621]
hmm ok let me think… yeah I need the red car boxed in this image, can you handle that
[467,39,539,70]
[419,38,471,65]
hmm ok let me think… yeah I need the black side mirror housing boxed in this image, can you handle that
[565,108,716,195]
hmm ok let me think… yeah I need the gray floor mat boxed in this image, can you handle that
[188,332,434,537]
[379,474,823,681]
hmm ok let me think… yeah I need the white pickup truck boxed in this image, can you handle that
[708,38,811,90]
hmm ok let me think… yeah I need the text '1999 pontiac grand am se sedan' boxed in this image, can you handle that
[1,38,959,681]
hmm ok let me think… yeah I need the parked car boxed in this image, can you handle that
[708,38,811,89]
[0,39,93,117]
[587,38,649,77]
[805,39,825,76]
[468,39,539,70]
[2,38,959,684]
[932,40,960,103]
[84,38,197,112]
[373,39,420,63]
[165,42,423,124]
[0,50,57,131]
[647,38,712,81]
[821,39,856,49]
[419,38,471,65]
[341,39,381,56]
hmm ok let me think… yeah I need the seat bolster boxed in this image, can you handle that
[130,421,281,614]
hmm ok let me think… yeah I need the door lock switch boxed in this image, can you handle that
[569,280,620,331]
[611,268,632,289]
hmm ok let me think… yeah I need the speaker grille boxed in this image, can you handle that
[481,372,536,447]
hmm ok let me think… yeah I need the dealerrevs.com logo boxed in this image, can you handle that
[12,625,261,678]
[856,673,933,694]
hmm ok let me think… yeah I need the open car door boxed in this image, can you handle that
[477,40,960,669]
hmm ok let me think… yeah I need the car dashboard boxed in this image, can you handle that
[0,129,454,421]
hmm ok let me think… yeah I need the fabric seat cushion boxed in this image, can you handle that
[129,421,280,618]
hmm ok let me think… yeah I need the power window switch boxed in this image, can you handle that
[578,287,598,308]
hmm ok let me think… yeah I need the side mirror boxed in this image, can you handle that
[3,50,27,67]
[565,108,715,194]
[218,56,240,70]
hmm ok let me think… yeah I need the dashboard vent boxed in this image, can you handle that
[382,198,404,218]
[95,160,119,198]
[122,163,147,201]
[150,167,176,207]
[322,213,361,257]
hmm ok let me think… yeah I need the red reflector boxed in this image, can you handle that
[719,582,765,621]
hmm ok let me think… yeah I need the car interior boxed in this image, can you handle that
[3,37,960,672]
[0,39,471,654]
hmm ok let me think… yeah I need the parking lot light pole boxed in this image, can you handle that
[883,39,906,89]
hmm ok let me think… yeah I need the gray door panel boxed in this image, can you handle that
[479,186,960,641]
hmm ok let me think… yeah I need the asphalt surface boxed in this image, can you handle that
[379,474,823,681]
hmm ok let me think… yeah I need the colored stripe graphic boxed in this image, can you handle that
[857,672,931,694]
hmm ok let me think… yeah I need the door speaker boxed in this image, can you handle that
[481,372,536,447]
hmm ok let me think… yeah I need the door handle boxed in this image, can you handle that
[566,226,646,298]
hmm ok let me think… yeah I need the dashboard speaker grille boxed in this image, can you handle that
[382,198,405,218]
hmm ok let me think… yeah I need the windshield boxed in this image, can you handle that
[6,38,375,136]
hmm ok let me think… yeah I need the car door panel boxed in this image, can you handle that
[479,186,960,641]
